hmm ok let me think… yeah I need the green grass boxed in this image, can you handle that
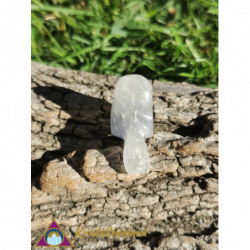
[31,0,218,87]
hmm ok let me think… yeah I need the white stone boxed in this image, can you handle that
[111,75,153,174]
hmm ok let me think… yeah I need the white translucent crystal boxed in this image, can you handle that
[111,75,153,174]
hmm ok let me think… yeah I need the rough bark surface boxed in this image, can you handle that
[31,62,218,250]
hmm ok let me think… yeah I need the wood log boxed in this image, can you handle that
[31,62,218,249]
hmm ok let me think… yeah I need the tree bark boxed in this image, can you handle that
[31,62,218,250]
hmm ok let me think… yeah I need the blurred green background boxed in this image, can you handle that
[31,0,218,88]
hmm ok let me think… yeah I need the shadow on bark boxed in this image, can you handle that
[31,86,122,179]
[172,124,204,136]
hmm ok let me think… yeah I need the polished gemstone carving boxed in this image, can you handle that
[111,75,153,174]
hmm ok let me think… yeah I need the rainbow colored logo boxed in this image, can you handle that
[35,220,73,247]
